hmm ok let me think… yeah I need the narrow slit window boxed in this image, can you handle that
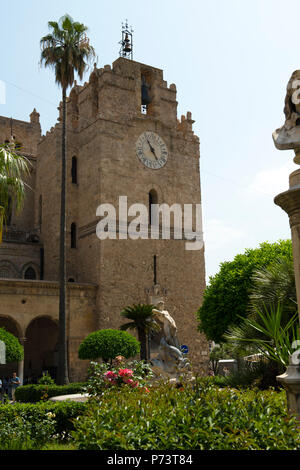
[71,156,77,184]
[71,223,77,248]
[149,189,158,225]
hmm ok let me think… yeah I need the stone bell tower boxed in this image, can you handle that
[36,52,209,371]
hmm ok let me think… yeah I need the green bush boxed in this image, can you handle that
[72,380,300,450]
[38,371,55,385]
[0,408,55,450]
[210,361,284,390]
[0,327,23,362]
[78,329,140,362]
[85,360,153,397]
[15,382,85,403]
[0,401,87,448]
[197,240,293,343]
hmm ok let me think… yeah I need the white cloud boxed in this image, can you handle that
[248,161,296,197]
[203,218,246,280]
[204,218,245,249]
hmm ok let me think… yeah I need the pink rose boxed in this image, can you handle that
[105,371,117,379]
[123,378,134,385]
[118,368,133,377]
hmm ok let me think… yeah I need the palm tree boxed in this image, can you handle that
[0,143,30,242]
[225,303,300,368]
[224,258,299,369]
[120,304,160,361]
[40,14,95,384]
[249,257,297,321]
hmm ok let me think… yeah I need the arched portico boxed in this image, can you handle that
[24,316,59,382]
[0,315,24,384]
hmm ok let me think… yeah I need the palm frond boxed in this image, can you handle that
[225,303,300,366]
[40,14,96,90]
[0,145,30,242]
[119,322,136,331]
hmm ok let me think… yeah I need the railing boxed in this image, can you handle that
[2,228,40,243]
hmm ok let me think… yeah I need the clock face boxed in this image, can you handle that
[136,131,168,169]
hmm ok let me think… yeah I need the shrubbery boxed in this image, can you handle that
[1,377,300,450]
[72,379,300,450]
[0,401,86,449]
[15,382,85,403]
[208,361,283,390]
[85,359,153,397]
[0,327,24,362]
[197,240,293,343]
[78,329,140,362]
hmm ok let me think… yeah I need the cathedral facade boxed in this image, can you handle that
[0,57,209,382]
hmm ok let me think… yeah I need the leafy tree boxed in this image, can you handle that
[196,240,293,343]
[120,304,160,361]
[0,143,30,242]
[224,259,298,386]
[40,14,95,384]
[0,327,23,363]
[78,329,140,363]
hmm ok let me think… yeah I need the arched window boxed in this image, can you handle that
[0,261,18,279]
[24,267,37,280]
[149,189,158,225]
[0,268,10,278]
[71,156,77,184]
[71,223,77,248]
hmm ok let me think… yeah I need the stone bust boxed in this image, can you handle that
[273,70,300,159]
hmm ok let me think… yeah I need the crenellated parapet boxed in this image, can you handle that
[60,57,180,131]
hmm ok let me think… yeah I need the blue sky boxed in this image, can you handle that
[0,0,298,280]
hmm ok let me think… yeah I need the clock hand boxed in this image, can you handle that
[147,139,158,160]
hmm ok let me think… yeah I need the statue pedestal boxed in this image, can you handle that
[275,169,300,311]
[275,166,300,420]
[277,357,300,421]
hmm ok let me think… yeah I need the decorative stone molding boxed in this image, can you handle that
[274,187,300,227]
[0,260,20,279]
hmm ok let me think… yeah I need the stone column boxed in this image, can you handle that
[272,70,300,420]
[274,169,300,419]
[17,337,26,385]
[275,169,300,311]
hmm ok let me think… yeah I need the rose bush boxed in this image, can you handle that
[85,359,153,398]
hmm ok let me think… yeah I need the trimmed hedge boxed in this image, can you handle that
[78,329,140,362]
[0,401,87,440]
[15,382,85,403]
[72,380,300,450]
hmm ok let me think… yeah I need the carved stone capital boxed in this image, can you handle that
[274,187,300,226]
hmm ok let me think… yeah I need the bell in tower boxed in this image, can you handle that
[141,75,151,106]
[119,20,133,60]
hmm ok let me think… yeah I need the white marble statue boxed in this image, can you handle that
[152,301,180,349]
[150,301,191,379]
